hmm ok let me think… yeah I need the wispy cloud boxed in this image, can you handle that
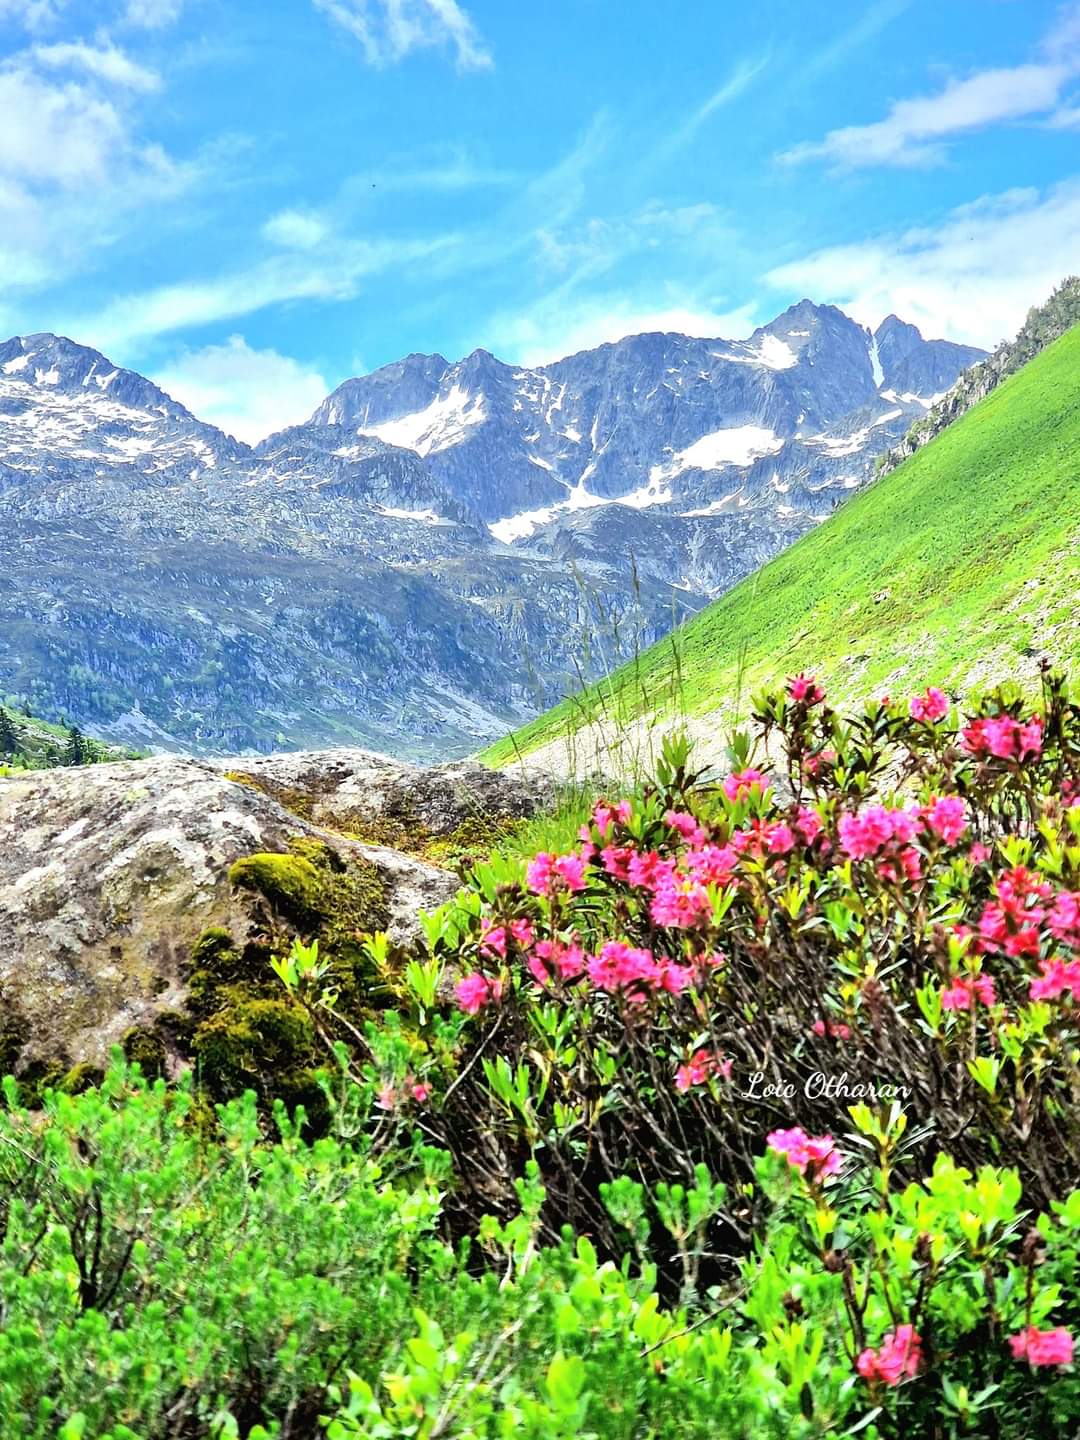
[356,147,517,193]
[313,0,493,71]
[69,234,456,352]
[798,0,913,86]
[782,62,1073,168]
[0,0,64,29]
[155,335,330,443]
[31,40,160,91]
[492,295,759,368]
[783,4,1080,169]
[653,54,770,162]
[123,0,184,25]
[262,208,330,249]
[764,177,1080,348]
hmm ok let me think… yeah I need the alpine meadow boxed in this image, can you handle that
[2,4,1080,1438]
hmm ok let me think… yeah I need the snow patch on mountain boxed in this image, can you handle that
[358,384,487,457]
[656,424,785,478]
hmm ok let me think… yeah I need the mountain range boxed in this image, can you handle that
[0,303,984,759]
[486,281,1080,776]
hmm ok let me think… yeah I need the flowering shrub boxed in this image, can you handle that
[354,668,1080,1256]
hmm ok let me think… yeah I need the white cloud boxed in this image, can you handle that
[71,234,454,350]
[491,295,760,368]
[123,0,184,25]
[262,208,329,249]
[32,40,160,91]
[0,67,126,185]
[783,61,1073,169]
[314,0,492,70]
[0,0,65,28]
[155,336,330,444]
[764,178,1080,348]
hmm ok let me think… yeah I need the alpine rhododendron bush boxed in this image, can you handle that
[360,667,1080,1249]
[6,670,1080,1436]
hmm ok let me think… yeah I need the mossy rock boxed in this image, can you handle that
[228,852,323,924]
[192,996,326,1124]
[59,1062,105,1095]
[121,1026,168,1082]
[0,1010,29,1078]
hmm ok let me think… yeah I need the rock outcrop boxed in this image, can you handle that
[0,750,551,1074]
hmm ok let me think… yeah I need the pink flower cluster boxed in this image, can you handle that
[962,713,1044,762]
[1009,1325,1074,1366]
[675,1048,732,1091]
[587,940,692,999]
[481,918,535,958]
[925,795,967,845]
[581,798,633,841]
[856,1325,922,1385]
[526,937,587,987]
[812,1017,852,1041]
[766,1126,842,1181]
[942,973,996,1011]
[787,672,825,705]
[527,850,588,896]
[376,1076,431,1109]
[454,973,504,1015]
[838,804,923,883]
[723,767,769,803]
[909,686,949,723]
[976,866,1053,961]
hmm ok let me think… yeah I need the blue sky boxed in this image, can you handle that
[1,0,1077,440]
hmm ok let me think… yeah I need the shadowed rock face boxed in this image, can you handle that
[0,750,551,1070]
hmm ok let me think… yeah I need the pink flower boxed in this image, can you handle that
[686,843,738,885]
[479,918,535,960]
[665,809,708,845]
[526,852,555,894]
[812,1017,852,1041]
[796,806,822,845]
[767,822,796,855]
[962,714,1043,762]
[970,842,992,864]
[553,852,588,891]
[675,1049,732,1091]
[650,875,712,928]
[1030,957,1080,1003]
[1009,1326,1074,1367]
[839,805,915,860]
[909,687,949,723]
[766,1127,842,1181]
[526,938,588,986]
[856,1326,923,1385]
[802,748,837,778]
[926,795,967,845]
[627,849,676,891]
[376,1084,397,1111]
[526,850,588,895]
[601,845,633,880]
[586,940,661,998]
[410,1081,431,1103]
[942,974,996,1011]
[454,973,502,1015]
[788,672,825,705]
[723,767,768,803]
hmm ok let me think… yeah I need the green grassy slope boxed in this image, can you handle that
[484,322,1080,767]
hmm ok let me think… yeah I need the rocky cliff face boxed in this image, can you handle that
[0,303,984,758]
[875,278,1080,481]
[0,750,551,1081]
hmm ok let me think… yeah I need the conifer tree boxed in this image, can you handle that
[64,724,88,767]
[0,709,17,757]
